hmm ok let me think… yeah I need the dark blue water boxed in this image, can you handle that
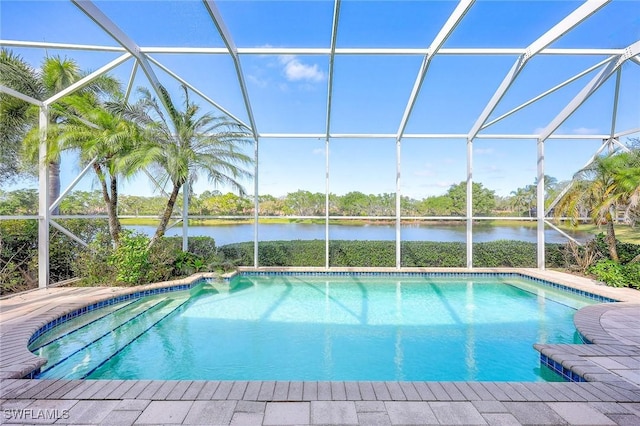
[127,223,589,246]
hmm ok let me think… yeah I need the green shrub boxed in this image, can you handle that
[1,219,109,293]
[217,240,566,269]
[588,259,626,287]
[162,236,217,261]
[594,233,640,263]
[0,220,38,294]
[473,240,536,267]
[622,262,640,289]
[401,242,466,267]
[74,231,116,286]
[108,230,151,285]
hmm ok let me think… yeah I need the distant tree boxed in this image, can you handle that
[0,189,38,215]
[447,182,496,216]
[284,190,324,215]
[337,191,371,216]
[417,195,454,216]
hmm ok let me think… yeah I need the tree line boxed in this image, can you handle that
[0,179,561,218]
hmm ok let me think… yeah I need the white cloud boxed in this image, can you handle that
[312,148,325,156]
[572,127,600,135]
[279,55,326,83]
[247,74,267,88]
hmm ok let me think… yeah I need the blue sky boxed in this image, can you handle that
[1,0,639,199]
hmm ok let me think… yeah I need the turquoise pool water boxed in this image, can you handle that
[30,274,597,381]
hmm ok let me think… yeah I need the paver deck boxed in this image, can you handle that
[1,269,639,425]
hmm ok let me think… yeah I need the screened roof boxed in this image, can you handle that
[1,0,639,197]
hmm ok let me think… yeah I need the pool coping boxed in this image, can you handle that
[1,268,639,425]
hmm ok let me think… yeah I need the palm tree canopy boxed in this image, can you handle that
[119,85,254,194]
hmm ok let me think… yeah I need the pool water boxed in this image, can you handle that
[30,274,596,381]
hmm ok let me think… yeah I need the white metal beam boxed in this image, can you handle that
[466,139,473,268]
[544,140,610,215]
[609,68,622,138]
[544,220,582,245]
[538,40,640,142]
[0,39,126,52]
[468,0,609,141]
[325,0,340,269]
[38,106,50,288]
[2,39,628,56]
[536,139,545,269]
[202,0,258,140]
[49,157,98,213]
[481,56,614,130]
[182,179,189,252]
[71,1,171,113]
[257,132,609,140]
[325,0,340,139]
[124,61,138,101]
[147,55,249,128]
[396,0,474,139]
[44,53,131,106]
[50,220,89,248]
[0,85,43,106]
[615,127,640,138]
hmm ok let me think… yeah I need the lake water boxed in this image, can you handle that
[128,223,590,246]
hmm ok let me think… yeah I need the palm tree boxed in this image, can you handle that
[0,49,45,183]
[57,91,143,246]
[555,149,640,262]
[0,49,119,214]
[118,85,253,247]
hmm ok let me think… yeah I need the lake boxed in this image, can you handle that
[128,222,590,246]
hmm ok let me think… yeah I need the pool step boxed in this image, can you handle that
[29,299,139,351]
[32,297,166,363]
[38,296,188,379]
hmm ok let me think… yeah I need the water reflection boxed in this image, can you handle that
[128,222,590,246]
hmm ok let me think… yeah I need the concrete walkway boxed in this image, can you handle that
[1,269,639,425]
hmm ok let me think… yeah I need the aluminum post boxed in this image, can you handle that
[38,106,50,288]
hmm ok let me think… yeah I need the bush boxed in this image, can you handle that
[1,219,108,294]
[217,240,567,269]
[0,220,38,294]
[74,234,218,286]
[588,260,626,287]
[594,233,640,263]
[107,230,152,285]
[474,240,536,267]
[401,242,466,267]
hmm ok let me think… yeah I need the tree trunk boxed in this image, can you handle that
[93,163,121,247]
[108,175,121,246]
[605,212,619,262]
[150,183,182,248]
[49,160,60,215]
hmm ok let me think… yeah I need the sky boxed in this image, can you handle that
[1,0,639,200]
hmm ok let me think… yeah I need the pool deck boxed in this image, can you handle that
[1,268,639,425]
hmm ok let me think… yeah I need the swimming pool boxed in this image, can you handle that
[29,273,604,382]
